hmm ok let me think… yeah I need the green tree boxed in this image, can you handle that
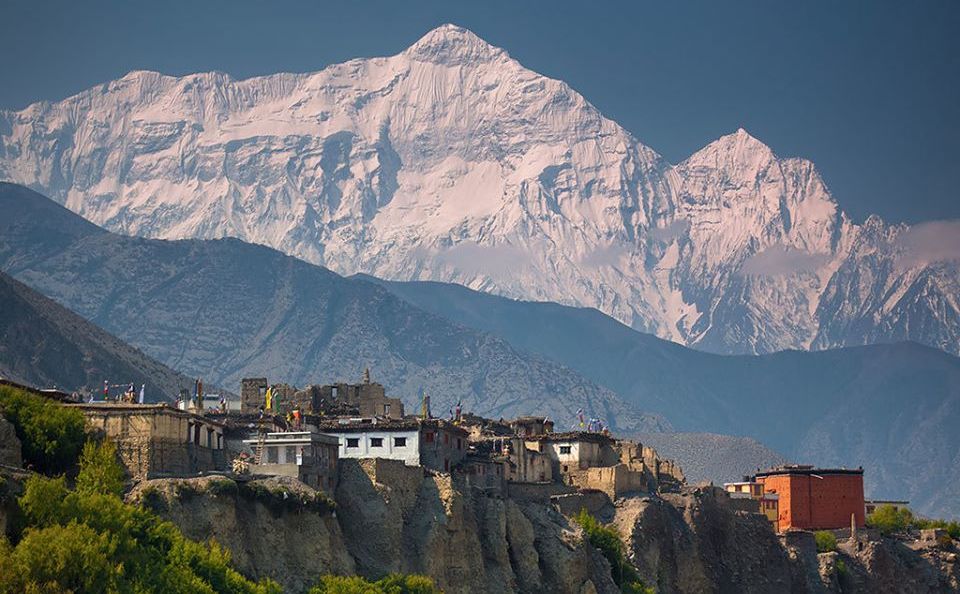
[4,464,280,593]
[76,440,126,497]
[866,504,914,536]
[814,530,837,553]
[0,385,87,474]
[573,509,654,594]
[309,574,440,594]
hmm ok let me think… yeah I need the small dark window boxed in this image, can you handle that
[457,438,462,450]
[444,459,450,472]
[370,437,383,447]
[267,446,279,463]
[444,433,449,444]
[563,465,568,472]
[346,438,360,448]
[559,445,572,455]
[425,432,435,443]
[394,437,407,447]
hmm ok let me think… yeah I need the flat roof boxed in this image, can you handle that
[68,402,227,428]
[526,431,614,444]
[754,466,863,478]
[243,431,338,446]
[314,417,469,436]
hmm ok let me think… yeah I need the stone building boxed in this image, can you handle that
[242,430,339,493]
[724,478,780,531]
[510,416,554,437]
[526,431,620,477]
[71,403,226,481]
[240,370,404,419]
[754,465,865,531]
[240,378,268,413]
[316,418,468,473]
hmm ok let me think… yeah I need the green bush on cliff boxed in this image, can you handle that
[76,440,126,497]
[0,448,280,594]
[0,384,86,474]
[309,573,440,594]
[573,509,654,594]
[814,530,837,553]
[866,504,914,535]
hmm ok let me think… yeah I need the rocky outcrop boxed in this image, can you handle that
[0,414,21,468]
[614,486,960,594]
[129,475,354,594]
[130,463,618,594]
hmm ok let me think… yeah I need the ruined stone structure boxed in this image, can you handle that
[755,465,865,531]
[240,377,268,413]
[510,416,554,437]
[71,403,226,481]
[240,371,404,419]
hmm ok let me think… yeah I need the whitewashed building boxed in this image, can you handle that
[315,418,468,472]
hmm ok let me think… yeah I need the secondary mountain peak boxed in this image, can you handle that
[404,23,507,65]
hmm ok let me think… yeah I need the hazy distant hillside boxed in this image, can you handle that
[2,183,959,518]
[370,276,960,519]
[636,433,788,486]
[0,270,192,400]
[0,183,662,432]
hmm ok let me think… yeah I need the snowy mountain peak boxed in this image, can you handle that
[684,127,776,169]
[405,23,507,65]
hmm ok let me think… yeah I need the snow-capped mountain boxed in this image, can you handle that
[1,24,957,355]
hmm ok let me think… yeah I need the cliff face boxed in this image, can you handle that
[130,462,619,594]
[129,471,958,594]
[615,487,960,594]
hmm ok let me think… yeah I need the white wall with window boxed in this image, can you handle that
[326,429,421,466]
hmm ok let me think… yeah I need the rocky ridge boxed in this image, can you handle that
[128,468,960,594]
[2,24,958,356]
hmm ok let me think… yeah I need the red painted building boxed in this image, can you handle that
[754,465,865,531]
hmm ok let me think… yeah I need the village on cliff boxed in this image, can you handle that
[2,367,931,550]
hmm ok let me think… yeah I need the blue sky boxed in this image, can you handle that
[1,0,957,224]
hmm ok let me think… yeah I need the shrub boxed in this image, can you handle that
[207,477,240,498]
[240,481,336,515]
[815,530,838,553]
[309,574,440,594]
[573,509,654,594]
[0,385,87,474]
[866,504,914,535]
[835,558,848,576]
[937,534,954,550]
[76,440,126,497]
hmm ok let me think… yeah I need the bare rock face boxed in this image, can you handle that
[128,475,354,593]
[614,489,800,594]
[131,465,618,594]
[0,414,21,468]
[334,458,618,594]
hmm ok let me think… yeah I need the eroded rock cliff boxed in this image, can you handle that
[128,469,959,594]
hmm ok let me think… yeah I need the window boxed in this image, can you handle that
[285,446,296,462]
[384,403,391,415]
[444,459,450,472]
[370,437,383,447]
[346,438,360,448]
[563,465,568,472]
[456,438,462,450]
[394,437,407,447]
[444,433,449,445]
[425,432,435,443]
[559,445,572,455]
[267,446,279,463]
